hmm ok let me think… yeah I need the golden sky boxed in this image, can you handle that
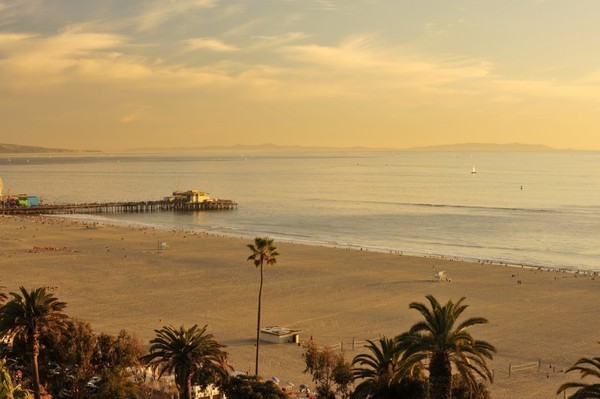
[1,0,600,150]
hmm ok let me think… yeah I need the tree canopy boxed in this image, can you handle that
[141,324,231,399]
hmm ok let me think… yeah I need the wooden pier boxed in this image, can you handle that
[0,199,237,215]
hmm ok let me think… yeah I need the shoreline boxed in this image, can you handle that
[52,213,600,275]
[2,214,599,398]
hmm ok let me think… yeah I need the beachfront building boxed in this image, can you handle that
[260,326,302,344]
[166,190,214,204]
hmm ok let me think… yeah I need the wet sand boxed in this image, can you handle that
[1,215,598,398]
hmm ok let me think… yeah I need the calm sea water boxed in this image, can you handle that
[2,150,599,271]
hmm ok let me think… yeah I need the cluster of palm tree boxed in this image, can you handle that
[248,237,600,399]
[0,236,279,399]
[138,236,282,398]
[0,286,68,399]
[2,237,599,399]
[0,237,281,399]
[0,286,232,399]
[351,295,496,399]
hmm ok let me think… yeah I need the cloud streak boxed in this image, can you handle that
[186,37,239,52]
[135,0,217,31]
[3,24,600,109]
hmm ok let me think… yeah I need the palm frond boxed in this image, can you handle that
[140,324,231,394]
[406,295,496,399]
[558,355,600,398]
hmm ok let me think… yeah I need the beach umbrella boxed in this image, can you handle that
[287,382,294,387]
[271,376,280,384]
[299,384,308,390]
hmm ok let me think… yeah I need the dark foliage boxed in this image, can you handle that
[221,375,289,399]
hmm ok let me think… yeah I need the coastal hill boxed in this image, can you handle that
[2,142,564,154]
[122,143,375,153]
[407,143,560,152]
[0,143,100,154]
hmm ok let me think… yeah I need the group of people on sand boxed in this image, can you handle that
[282,385,312,398]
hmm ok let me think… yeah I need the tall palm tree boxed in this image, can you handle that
[406,295,496,399]
[247,237,279,376]
[140,324,231,399]
[0,286,68,399]
[352,334,426,399]
[557,355,600,399]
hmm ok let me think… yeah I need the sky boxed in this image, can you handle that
[1,0,600,151]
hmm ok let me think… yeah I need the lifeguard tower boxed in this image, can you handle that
[433,270,447,282]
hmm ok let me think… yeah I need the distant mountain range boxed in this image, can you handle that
[125,142,566,153]
[0,143,100,154]
[1,142,566,154]
[406,143,561,152]
[122,143,375,153]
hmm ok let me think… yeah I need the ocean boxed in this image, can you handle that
[1,150,599,272]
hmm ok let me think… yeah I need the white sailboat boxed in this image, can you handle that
[471,165,476,174]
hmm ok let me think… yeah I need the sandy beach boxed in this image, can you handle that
[1,214,598,398]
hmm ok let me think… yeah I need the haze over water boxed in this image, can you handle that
[2,150,599,271]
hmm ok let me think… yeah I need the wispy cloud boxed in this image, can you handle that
[424,19,467,35]
[120,112,141,123]
[0,28,232,90]
[0,0,41,26]
[223,18,265,38]
[0,32,36,45]
[279,0,338,12]
[0,29,127,85]
[249,32,310,50]
[186,37,239,52]
[282,34,492,90]
[136,0,217,31]
[3,16,600,111]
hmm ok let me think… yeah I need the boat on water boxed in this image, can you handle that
[471,165,476,174]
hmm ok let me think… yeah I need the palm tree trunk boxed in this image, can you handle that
[177,373,192,399]
[255,262,264,376]
[429,353,452,399]
[180,375,193,399]
[30,334,42,399]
